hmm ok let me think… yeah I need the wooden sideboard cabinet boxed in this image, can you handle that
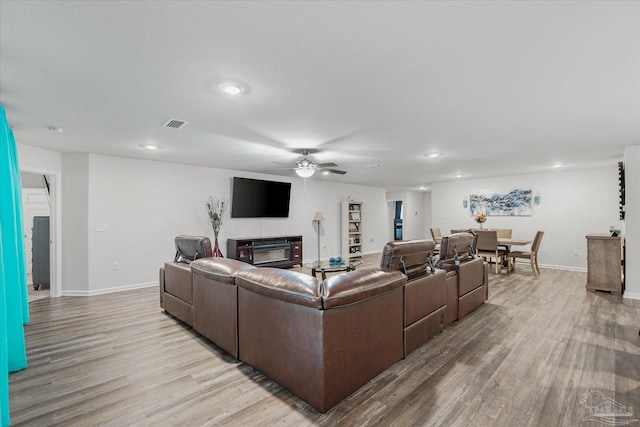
[585,234,624,295]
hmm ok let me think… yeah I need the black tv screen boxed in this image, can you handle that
[231,177,291,218]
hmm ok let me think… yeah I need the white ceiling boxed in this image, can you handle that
[1,1,638,190]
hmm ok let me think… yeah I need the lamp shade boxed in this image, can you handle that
[313,211,325,221]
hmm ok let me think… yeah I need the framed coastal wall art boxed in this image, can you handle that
[470,189,533,216]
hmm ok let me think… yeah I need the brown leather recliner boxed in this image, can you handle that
[437,232,489,321]
[235,266,406,413]
[190,257,255,358]
[160,236,213,326]
[380,239,447,356]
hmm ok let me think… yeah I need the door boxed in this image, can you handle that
[22,187,51,273]
[32,216,50,289]
[394,201,403,240]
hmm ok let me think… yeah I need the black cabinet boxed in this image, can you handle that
[227,236,302,268]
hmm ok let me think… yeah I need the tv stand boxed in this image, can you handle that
[227,236,302,268]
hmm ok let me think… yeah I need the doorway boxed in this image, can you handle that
[21,172,52,302]
[394,201,403,241]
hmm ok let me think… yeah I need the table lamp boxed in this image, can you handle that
[313,212,325,265]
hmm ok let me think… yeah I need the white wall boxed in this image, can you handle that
[404,191,426,240]
[385,190,428,241]
[623,145,640,299]
[431,166,621,271]
[62,154,90,294]
[423,190,432,236]
[16,144,61,175]
[19,142,634,295]
[80,154,387,295]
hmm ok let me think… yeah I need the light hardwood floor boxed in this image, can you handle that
[10,261,640,426]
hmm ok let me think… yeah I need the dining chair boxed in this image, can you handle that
[430,227,442,244]
[429,227,442,254]
[509,230,545,275]
[496,229,512,239]
[475,230,507,274]
[496,228,513,252]
[450,229,471,234]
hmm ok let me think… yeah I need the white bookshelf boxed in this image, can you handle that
[342,201,363,263]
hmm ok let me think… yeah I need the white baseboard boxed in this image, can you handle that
[623,292,640,301]
[62,281,158,297]
[538,263,587,273]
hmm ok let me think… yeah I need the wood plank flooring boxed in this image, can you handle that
[9,263,640,426]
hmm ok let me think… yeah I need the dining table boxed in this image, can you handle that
[498,238,532,247]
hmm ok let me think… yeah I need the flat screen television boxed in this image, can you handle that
[231,177,291,218]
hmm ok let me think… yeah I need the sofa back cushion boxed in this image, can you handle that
[191,257,255,284]
[323,267,406,309]
[236,268,323,308]
[379,240,436,280]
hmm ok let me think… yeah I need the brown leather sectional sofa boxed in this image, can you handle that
[159,235,488,413]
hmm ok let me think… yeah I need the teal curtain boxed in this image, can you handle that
[0,104,29,426]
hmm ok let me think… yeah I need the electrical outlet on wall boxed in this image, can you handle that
[573,249,579,257]
[113,262,120,271]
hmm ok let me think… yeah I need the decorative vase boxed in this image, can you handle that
[479,223,484,230]
[213,232,224,257]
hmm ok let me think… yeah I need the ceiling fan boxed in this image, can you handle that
[271,149,347,178]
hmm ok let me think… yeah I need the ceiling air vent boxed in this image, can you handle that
[163,119,188,129]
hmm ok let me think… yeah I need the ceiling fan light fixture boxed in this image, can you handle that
[295,168,315,178]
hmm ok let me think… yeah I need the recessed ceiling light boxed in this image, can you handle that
[552,163,564,169]
[220,83,245,95]
[426,153,440,159]
[322,171,329,175]
[140,144,160,151]
[455,174,464,178]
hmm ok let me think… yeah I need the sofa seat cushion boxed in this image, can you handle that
[191,257,255,283]
[236,268,323,308]
[323,267,406,309]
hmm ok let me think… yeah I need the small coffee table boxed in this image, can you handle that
[304,260,361,280]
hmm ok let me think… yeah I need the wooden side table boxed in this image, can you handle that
[585,233,623,295]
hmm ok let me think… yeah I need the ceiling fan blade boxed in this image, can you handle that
[319,168,347,175]
[272,161,295,167]
[316,162,338,168]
